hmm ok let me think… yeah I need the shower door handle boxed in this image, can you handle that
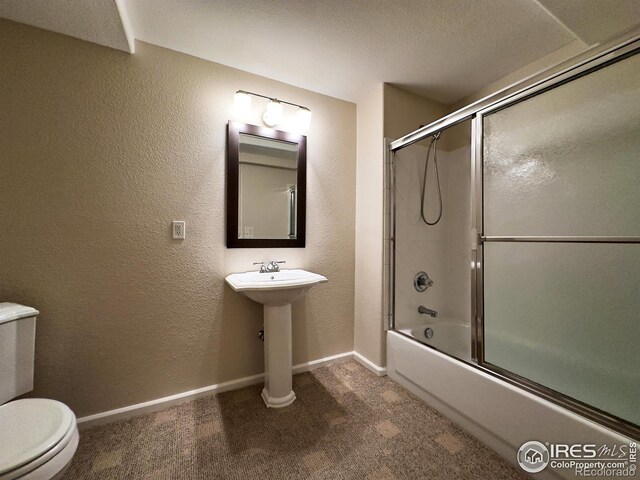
[471,228,479,251]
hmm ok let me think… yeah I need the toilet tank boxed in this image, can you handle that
[0,303,38,404]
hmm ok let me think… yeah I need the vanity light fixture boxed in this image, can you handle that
[233,90,312,131]
[263,99,283,127]
[233,91,252,111]
[295,107,312,131]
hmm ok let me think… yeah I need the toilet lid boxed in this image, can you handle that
[0,303,38,325]
[0,399,75,475]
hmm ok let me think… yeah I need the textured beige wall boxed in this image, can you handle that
[0,19,356,417]
[384,84,471,151]
[354,84,454,368]
[383,84,449,141]
[353,83,385,366]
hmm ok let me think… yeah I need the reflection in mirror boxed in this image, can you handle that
[238,134,298,239]
[227,122,306,248]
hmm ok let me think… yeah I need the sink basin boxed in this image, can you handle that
[225,268,328,408]
[225,269,328,306]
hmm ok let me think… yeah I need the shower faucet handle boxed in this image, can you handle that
[414,272,433,292]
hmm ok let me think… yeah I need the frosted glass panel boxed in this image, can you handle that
[484,53,640,236]
[484,242,640,425]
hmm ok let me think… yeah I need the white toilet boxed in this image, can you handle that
[0,303,79,480]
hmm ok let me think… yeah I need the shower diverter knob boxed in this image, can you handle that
[414,272,433,292]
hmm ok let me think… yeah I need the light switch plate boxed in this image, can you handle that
[172,221,186,239]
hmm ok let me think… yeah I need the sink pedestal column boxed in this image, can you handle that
[261,304,296,408]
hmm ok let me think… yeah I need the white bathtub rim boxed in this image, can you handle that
[388,330,631,437]
[386,331,634,480]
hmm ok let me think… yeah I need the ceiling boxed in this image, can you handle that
[0,0,134,53]
[1,0,639,104]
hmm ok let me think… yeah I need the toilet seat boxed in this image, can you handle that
[0,399,77,480]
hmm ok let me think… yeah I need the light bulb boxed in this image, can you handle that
[233,91,251,113]
[296,107,312,132]
[263,100,283,127]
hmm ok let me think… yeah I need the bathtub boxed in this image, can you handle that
[386,330,635,480]
[398,319,471,362]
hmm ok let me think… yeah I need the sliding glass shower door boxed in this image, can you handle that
[479,51,640,428]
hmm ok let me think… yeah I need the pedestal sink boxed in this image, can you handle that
[225,269,328,408]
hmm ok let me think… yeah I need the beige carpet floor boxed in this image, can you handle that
[64,360,526,479]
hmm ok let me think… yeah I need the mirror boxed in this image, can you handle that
[227,122,306,248]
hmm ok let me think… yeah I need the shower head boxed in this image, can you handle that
[418,125,443,141]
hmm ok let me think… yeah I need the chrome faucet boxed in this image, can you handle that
[253,260,286,273]
[266,260,285,272]
[418,305,438,318]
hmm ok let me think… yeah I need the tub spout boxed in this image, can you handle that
[418,306,438,318]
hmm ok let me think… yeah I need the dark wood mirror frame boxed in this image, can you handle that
[226,121,307,248]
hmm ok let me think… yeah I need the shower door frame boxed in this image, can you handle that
[387,32,640,439]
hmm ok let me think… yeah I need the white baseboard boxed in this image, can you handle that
[353,351,387,376]
[292,351,354,374]
[77,351,354,430]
